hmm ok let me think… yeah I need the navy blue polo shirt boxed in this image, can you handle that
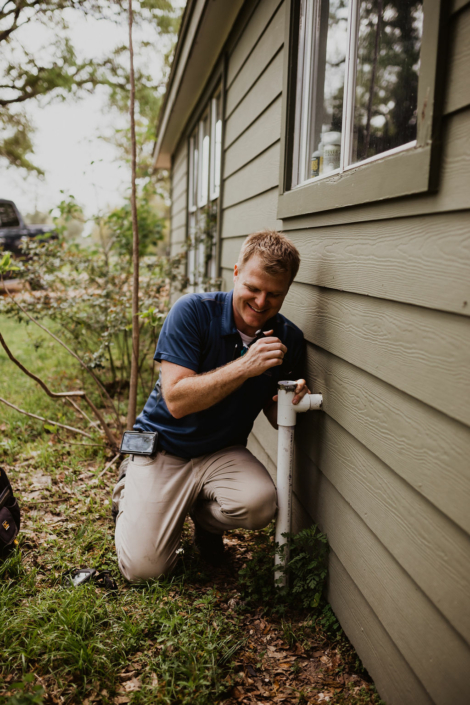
[134,290,304,459]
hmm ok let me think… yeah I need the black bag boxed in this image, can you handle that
[0,466,21,554]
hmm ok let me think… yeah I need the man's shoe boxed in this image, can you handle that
[193,520,225,566]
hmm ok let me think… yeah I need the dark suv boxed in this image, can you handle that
[0,199,55,256]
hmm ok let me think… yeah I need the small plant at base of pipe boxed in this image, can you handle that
[238,524,334,619]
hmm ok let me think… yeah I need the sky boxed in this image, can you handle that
[0,8,175,223]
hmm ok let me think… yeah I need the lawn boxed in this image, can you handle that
[0,314,384,705]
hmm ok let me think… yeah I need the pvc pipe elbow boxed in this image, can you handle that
[277,381,323,427]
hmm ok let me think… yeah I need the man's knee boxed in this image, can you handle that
[244,481,277,530]
[117,550,175,583]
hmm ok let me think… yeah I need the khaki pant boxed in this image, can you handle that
[113,445,277,582]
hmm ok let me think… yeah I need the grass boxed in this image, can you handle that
[0,314,384,705]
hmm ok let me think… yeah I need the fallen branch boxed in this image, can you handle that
[1,279,123,433]
[0,397,93,439]
[0,332,118,450]
[66,397,95,427]
[99,452,121,478]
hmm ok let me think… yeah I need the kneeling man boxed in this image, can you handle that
[113,230,309,581]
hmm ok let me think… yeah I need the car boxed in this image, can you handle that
[0,199,55,256]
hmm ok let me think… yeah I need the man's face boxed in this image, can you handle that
[232,254,291,335]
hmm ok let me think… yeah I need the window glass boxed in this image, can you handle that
[292,0,423,188]
[198,111,210,208]
[210,91,222,200]
[186,86,222,292]
[0,203,20,228]
[352,0,423,164]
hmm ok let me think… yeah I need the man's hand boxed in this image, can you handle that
[241,329,287,378]
[265,379,310,429]
[271,378,311,405]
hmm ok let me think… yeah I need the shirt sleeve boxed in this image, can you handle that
[155,295,203,372]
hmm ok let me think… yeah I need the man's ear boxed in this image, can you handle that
[233,263,239,283]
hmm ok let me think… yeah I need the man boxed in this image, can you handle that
[113,230,309,581]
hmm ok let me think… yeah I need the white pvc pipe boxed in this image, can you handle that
[274,381,323,587]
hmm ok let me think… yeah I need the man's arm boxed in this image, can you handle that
[162,332,287,418]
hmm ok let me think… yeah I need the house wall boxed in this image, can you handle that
[168,1,470,703]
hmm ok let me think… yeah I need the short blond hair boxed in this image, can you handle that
[238,230,300,283]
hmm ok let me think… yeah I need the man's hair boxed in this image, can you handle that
[238,230,300,283]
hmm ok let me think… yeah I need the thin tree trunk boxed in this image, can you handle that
[126,0,140,430]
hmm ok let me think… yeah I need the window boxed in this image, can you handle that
[279,0,443,218]
[0,203,20,228]
[292,0,423,188]
[187,86,222,291]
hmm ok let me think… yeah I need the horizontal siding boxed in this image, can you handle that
[224,49,283,148]
[283,107,470,229]
[170,141,188,255]
[288,212,470,317]
[172,141,187,177]
[309,470,470,705]
[220,236,244,269]
[296,414,470,644]
[305,343,470,535]
[220,266,233,292]
[452,0,470,13]
[282,283,470,426]
[171,226,186,245]
[224,95,282,178]
[223,140,280,209]
[444,6,470,115]
[222,187,282,239]
[171,206,187,232]
[172,169,188,203]
[227,0,282,87]
[170,195,186,221]
[226,1,284,117]
[328,552,434,705]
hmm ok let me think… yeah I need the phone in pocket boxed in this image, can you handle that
[120,431,159,456]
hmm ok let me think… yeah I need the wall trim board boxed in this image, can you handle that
[282,282,470,426]
[444,6,470,115]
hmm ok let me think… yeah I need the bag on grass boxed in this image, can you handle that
[0,466,21,555]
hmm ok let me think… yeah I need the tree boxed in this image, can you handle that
[0,0,180,173]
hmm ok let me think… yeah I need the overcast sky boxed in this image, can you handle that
[0,9,174,222]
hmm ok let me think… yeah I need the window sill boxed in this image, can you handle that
[277,142,433,220]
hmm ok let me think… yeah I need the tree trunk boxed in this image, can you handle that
[126,0,140,431]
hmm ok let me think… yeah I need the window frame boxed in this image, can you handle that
[184,60,225,292]
[278,0,447,219]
